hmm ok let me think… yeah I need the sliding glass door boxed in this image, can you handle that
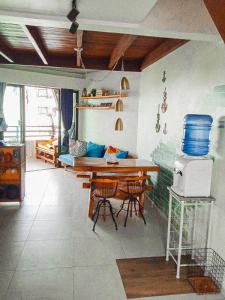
[3,85,25,144]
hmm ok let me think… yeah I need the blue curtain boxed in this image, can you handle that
[68,94,77,140]
[61,89,73,147]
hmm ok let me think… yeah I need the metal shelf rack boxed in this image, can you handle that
[166,187,215,279]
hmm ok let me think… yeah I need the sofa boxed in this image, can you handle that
[58,141,130,169]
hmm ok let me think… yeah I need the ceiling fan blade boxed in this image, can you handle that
[77,30,83,48]
[77,52,81,67]
[76,30,83,66]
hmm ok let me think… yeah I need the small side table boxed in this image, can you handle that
[166,187,215,279]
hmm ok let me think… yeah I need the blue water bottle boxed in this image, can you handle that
[182,114,213,156]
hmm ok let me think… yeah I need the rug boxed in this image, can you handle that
[116,256,194,298]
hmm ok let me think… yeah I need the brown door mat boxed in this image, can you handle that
[116,256,194,299]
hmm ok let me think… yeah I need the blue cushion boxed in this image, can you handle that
[104,147,128,159]
[86,142,105,158]
[58,154,74,166]
[116,150,128,159]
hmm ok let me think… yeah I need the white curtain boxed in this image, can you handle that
[0,82,7,139]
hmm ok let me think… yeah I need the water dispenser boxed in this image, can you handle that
[172,114,213,197]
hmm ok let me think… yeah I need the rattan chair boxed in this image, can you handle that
[90,178,118,231]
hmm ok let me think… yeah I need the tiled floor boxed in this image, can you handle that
[0,168,224,300]
[26,157,56,172]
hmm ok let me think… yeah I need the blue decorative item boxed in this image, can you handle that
[58,154,74,166]
[182,114,213,156]
[86,142,105,158]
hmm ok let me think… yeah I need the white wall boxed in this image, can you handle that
[0,66,140,155]
[137,40,225,286]
[79,71,140,155]
[0,67,85,90]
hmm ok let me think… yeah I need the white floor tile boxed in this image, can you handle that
[121,235,165,258]
[0,271,14,300]
[73,234,126,267]
[0,220,33,243]
[41,192,74,206]
[74,264,126,300]
[0,242,24,271]
[35,204,74,220]
[5,268,74,300]
[0,204,39,221]
[17,240,74,271]
[27,219,74,241]
[73,237,116,266]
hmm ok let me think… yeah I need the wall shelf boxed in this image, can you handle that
[75,105,115,110]
[80,94,127,100]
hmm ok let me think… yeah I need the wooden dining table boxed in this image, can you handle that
[73,157,160,218]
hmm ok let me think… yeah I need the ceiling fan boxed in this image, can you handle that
[66,0,84,68]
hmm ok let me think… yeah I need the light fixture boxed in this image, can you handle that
[68,0,79,34]
[69,21,79,34]
[120,58,130,90]
[67,0,80,22]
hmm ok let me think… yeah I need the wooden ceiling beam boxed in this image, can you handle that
[203,0,225,43]
[0,35,15,63]
[141,39,188,71]
[21,25,48,65]
[108,34,137,69]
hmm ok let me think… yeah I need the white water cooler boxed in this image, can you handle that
[171,156,213,197]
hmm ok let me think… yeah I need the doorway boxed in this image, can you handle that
[25,86,60,171]
[3,84,79,172]
[3,85,24,145]
[4,85,60,172]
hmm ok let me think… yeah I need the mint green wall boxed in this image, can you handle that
[137,40,225,283]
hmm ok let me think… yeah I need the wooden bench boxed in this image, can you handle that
[35,140,59,167]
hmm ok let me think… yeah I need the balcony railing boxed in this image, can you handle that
[4,125,59,142]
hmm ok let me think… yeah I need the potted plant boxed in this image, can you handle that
[91,88,97,97]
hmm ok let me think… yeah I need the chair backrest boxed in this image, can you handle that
[119,175,150,195]
[90,178,118,198]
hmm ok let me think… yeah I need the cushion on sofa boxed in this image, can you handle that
[86,141,105,158]
[69,140,87,157]
[104,146,128,159]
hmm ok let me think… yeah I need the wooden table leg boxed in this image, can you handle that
[139,171,146,216]
[88,172,96,219]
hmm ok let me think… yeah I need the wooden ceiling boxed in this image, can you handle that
[0,23,189,71]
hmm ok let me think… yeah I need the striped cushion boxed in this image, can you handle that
[69,140,87,157]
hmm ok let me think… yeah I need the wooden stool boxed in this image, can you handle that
[117,176,150,227]
[90,179,118,232]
